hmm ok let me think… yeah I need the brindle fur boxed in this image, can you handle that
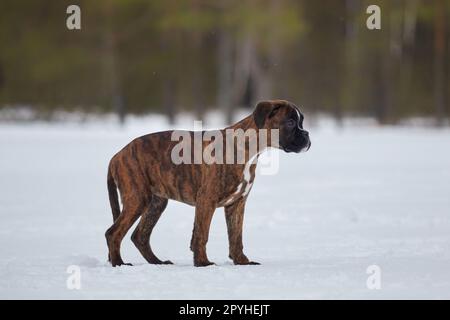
[105,100,309,267]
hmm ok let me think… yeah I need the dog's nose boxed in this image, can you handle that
[301,130,309,137]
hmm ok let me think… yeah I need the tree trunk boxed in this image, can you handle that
[103,2,125,125]
[217,28,234,124]
[0,62,4,90]
[341,0,361,126]
[434,0,447,126]
[399,0,418,117]
[231,27,274,112]
[160,35,176,125]
[376,1,393,124]
[193,71,205,122]
[232,33,254,109]
[163,78,176,125]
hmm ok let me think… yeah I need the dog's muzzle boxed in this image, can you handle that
[283,130,310,153]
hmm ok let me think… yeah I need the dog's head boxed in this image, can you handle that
[253,100,311,153]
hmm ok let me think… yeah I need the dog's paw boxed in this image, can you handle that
[232,256,260,265]
[234,260,260,265]
[149,258,173,265]
[194,260,215,267]
[112,261,133,267]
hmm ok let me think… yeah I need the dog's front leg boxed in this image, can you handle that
[225,198,260,265]
[191,197,216,267]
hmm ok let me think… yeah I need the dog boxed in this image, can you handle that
[105,100,311,267]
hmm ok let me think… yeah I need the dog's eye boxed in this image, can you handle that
[286,119,296,128]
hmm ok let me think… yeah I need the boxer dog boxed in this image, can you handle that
[105,100,311,267]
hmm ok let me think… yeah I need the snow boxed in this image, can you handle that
[1,113,450,299]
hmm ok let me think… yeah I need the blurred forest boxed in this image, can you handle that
[0,0,449,125]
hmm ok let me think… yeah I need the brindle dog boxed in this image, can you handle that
[105,100,311,267]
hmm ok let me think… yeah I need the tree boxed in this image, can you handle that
[434,0,448,126]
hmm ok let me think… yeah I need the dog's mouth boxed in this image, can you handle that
[302,140,311,152]
[283,146,295,153]
[283,140,311,153]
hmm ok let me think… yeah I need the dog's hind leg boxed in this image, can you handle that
[131,195,172,264]
[105,199,147,267]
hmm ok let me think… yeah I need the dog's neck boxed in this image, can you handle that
[225,114,268,164]
[227,114,257,131]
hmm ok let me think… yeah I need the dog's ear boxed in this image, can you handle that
[253,101,281,128]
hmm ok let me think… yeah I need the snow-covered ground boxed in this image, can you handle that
[1,113,450,299]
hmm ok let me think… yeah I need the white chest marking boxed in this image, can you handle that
[223,153,260,205]
[243,153,258,182]
[224,182,243,205]
[242,181,253,197]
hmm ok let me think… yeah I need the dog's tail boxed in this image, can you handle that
[107,163,121,222]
